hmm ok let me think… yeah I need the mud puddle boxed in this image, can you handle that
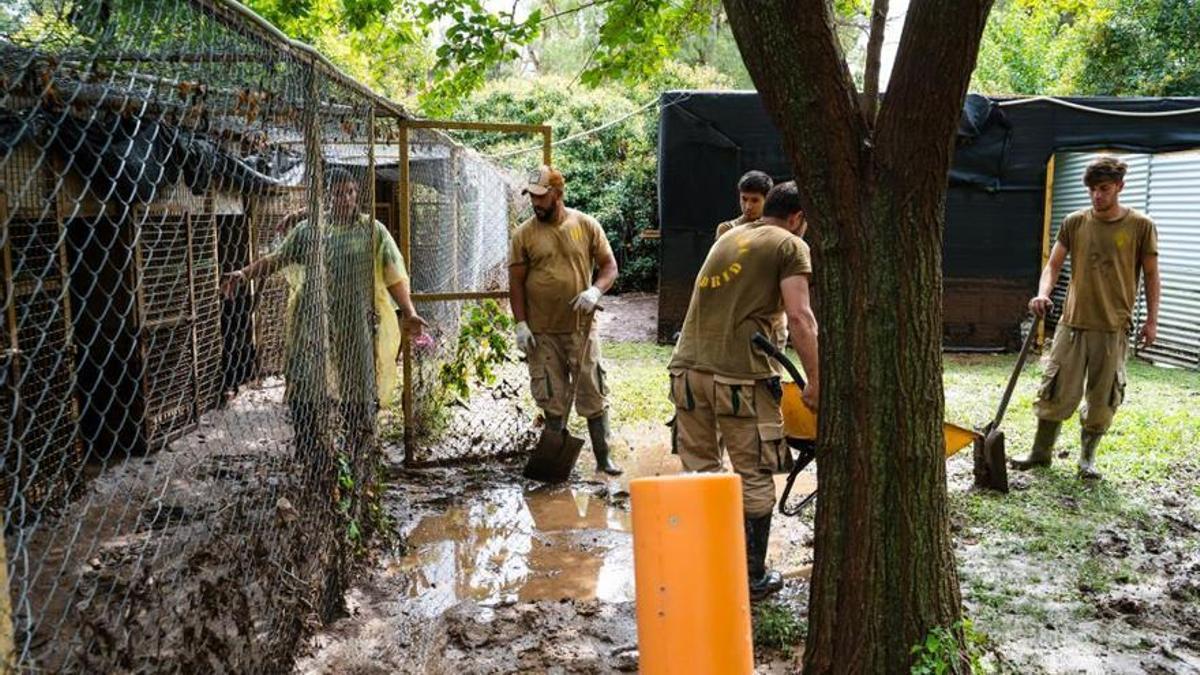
[295,426,814,673]
[394,484,635,615]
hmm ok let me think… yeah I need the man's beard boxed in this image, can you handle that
[534,203,559,222]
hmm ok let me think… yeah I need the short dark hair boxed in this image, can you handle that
[762,181,803,219]
[325,166,360,189]
[737,170,773,196]
[1084,156,1127,187]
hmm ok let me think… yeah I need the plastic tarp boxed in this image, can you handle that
[657,91,1200,347]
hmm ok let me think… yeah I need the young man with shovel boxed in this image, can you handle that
[1012,156,1160,480]
[509,165,622,476]
[667,181,819,600]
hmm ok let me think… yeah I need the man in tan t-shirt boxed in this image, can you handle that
[668,181,819,600]
[509,166,622,475]
[1013,156,1161,480]
[714,170,773,240]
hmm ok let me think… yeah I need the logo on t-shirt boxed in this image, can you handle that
[698,234,750,290]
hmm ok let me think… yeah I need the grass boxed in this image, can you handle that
[598,343,1200,648]
[752,601,806,653]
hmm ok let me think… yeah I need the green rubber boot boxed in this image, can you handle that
[1010,419,1060,470]
[588,412,622,476]
[1079,430,1104,480]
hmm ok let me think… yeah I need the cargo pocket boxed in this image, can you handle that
[596,363,610,397]
[714,375,757,418]
[1109,368,1126,409]
[529,365,552,407]
[758,422,793,474]
[1037,362,1061,403]
[668,368,693,411]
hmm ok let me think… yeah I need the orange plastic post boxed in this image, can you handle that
[631,473,754,674]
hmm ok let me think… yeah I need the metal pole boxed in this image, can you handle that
[1,535,12,674]
[399,123,414,463]
[1040,155,1056,347]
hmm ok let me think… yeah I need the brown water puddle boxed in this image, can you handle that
[391,484,634,615]
[389,435,819,618]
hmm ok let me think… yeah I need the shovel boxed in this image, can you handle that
[522,308,600,483]
[973,317,1040,493]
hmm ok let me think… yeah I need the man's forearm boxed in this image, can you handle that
[1146,270,1161,323]
[593,260,618,294]
[508,270,528,323]
[788,315,819,387]
[386,280,419,318]
[1037,263,1061,298]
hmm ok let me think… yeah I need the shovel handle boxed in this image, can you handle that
[751,332,806,388]
[992,317,1041,428]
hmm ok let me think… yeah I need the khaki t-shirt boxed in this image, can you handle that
[1059,208,1158,332]
[715,214,753,239]
[508,208,614,334]
[669,220,812,380]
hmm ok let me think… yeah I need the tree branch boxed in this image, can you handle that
[861,0,889,125]
[876,0,995,174]
[722,0,866,228]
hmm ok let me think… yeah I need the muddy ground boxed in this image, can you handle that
[297,296,1200,674]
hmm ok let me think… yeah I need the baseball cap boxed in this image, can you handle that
[522,165,565,196]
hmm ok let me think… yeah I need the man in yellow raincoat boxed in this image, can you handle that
[223,167,426,460]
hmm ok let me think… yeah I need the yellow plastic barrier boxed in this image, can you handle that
[630,474,754,675]
[781,382,980,457]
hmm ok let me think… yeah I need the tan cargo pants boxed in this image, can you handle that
[669,368,791,518]
[1034,323,1128,433]
[527,324,608,420]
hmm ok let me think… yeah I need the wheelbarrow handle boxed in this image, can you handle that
[751,332,806,388]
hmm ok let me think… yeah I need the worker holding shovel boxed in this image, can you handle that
[667,181,819,600]
[1012,156,1160,480]
[509,165,622,476]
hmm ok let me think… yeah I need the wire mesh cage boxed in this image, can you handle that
[1,2,543,670]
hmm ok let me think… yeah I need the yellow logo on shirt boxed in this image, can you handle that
[1114,230,1129,250]
[698,234,749,290]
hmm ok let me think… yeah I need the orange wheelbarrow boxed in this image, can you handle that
[751,333,980,516]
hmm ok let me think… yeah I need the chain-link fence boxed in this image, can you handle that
[1,1,539,671]
[394,122,549,466]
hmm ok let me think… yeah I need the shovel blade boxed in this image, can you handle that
[973,428,1010,493]
[523,429,584,483]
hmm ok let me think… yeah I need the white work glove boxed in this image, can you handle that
[571,285,603,313]
[515,321,537,355]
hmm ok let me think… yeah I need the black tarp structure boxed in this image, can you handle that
[657,91,1200,348]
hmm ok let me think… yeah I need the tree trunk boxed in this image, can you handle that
[721,1,994,671]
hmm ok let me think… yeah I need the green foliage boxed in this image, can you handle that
[437,300,515,400]
[452,66,729,292]
[910,619,990,675]
[972,0,1199,96]
[751,602,806,654]
[1074,0,1200,95]
[244,0,432,108]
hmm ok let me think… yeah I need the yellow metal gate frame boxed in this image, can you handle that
[396,120,552,462]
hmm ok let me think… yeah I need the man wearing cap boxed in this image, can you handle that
[509,165,622,475]
[1013,155,1160,480]
[668,181,819,600]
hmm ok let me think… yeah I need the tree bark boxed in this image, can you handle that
[721,0,994,672]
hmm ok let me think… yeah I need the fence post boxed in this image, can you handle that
[398,122,413,463]
[1,535,12,673]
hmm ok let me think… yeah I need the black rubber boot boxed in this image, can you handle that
[745,514,783,601]
[587,412,622,476]
[1079,430,1104,480]
[544,414,564,433]
[1010,419,1060,470]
